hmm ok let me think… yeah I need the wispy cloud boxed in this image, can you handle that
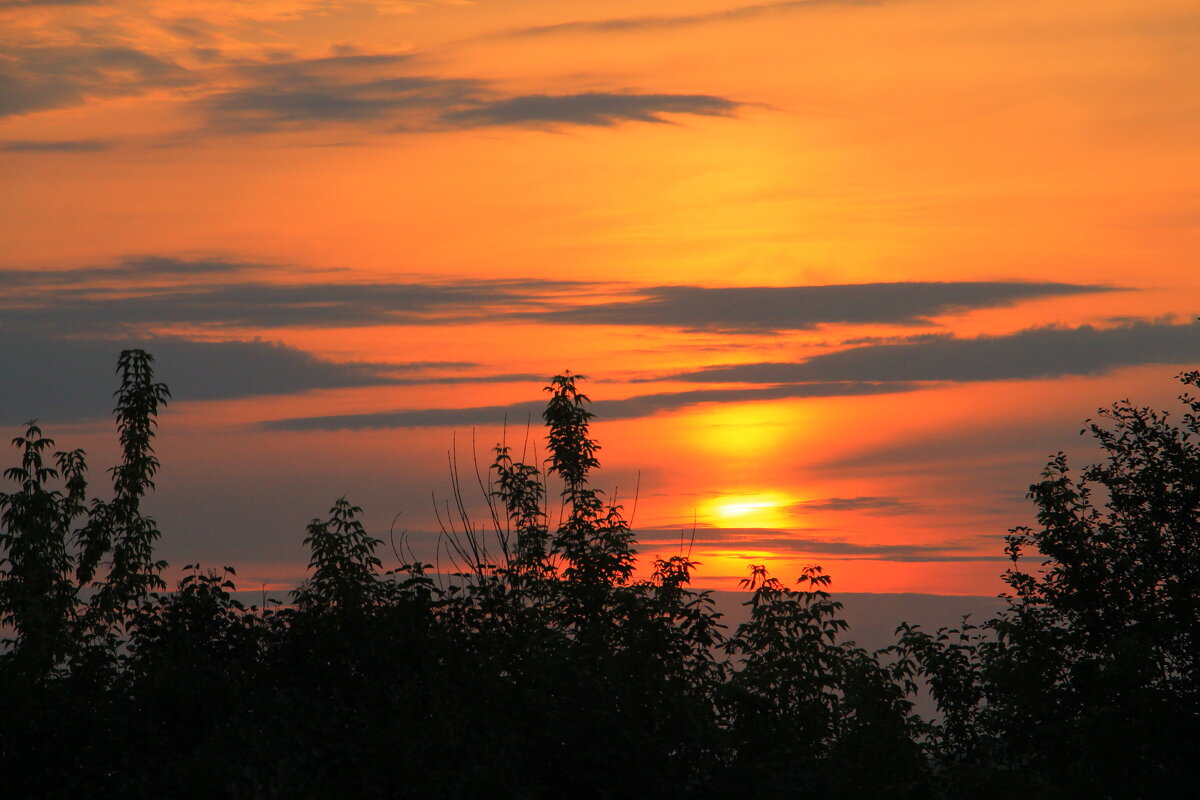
[0,325,545,426]
[0,34,743,135]
[201,54,487,133]
[521,282,1115,333]
[0,0,99,6]
[2,257,1111,335]
[674,320,1200,383]
[0,138,112,152]
[0,332,394,424]
[0,255,587,333]
[792,496,917,515]
[442,93,741,128]
[7,254,1174,429]
[261,382,918,431]
[198,53,743,134]
[497,0,886,39]
[0,255,255,289]
[260,320,1200,431]
[0,45,190,118]
[635,526,1002,562]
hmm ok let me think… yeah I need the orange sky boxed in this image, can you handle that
[3,0,1199,594]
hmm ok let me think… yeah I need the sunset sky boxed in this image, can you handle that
[3,0,1199,595]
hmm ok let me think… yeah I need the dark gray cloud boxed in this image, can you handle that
[204,55,487,132]
[0,304,545,424]
[0,256,587,332]
[676,320,1200,383]
[3,258,1110,335]
[592,383,916,419]
[0,330,406,425]
[0,255,250,288]
[115,254,255,275]
[499,0,885,39]
[0,44,741,134]
[11,281,562,331]
[264,319,1200,432]
[525,282,1112,332]
[818,415,1096,474]
[635,527,1003,562]
[738,538,1006,562]
[160,17,218,44]
[262,381,917,431]
[442,92,741,128]
[0,45,190,118]
[792,496,916,514]
[0,138,112,152]
[381,372,544,387]
[263,400,548,432]
[199,53,742,133]
[0,0,97,5]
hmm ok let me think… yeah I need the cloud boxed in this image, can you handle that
[635,526,1003,562]
[16,281,546,331]
[263,400,549,432]
[259,318,1200,433]
[442,92,741,128]
[792,496,916,514]
[262,381,918,431]
[737,538,1006,562]
[0,259,553,424]
[12,255,1178,432]
[676,320,1200,383]
[0,138,112,152]
[0,256,589,332]
[199,53,742,134]
[592,383,916,418]
[0,45,190,118]
[523,282,1112,332]
[498,0,885,39]
[0,330,405,425]
[202,55,488,133]
[0,255,270,292]
[0,42,737,134]
[115,254,256,275]
[3,258,1111,335]
[817,415,1093,473]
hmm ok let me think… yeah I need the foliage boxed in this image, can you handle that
[0,423,85,676]
[1,355,1197,797]
[292,498,384,612]
[79,349,170,627]
[0,349,168,680]
[721,565,925,796]
[895,371,1200,798]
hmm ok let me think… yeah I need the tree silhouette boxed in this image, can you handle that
[897,370,1200,798]
[0,423,84,677]
[1,354,1197,798]
[79,349,170,630]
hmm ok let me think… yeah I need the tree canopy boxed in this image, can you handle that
[1,354,1196,798]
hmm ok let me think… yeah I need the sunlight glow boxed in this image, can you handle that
[682,403,800,462]
[704,491,798,529]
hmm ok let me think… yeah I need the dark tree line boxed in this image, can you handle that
[1,352,1197,798]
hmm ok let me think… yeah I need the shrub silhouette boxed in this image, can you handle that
[895,370,1200,799]
[1,352,1196,798]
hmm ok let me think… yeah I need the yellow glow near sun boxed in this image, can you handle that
[683,403,796,461]
[714,498,775,520]
[704,491,797,529]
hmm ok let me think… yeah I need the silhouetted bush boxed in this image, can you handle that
[1,353,1196,798]
[895,370,1200,799]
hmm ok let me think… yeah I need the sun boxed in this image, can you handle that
[705,491,797,529]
